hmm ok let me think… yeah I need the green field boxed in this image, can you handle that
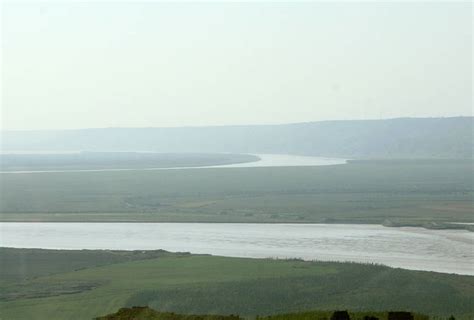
[96,306,430,320]
[0,248,472,320]
[1,160,473,229]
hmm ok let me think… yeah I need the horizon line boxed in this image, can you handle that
[1,115,472,133]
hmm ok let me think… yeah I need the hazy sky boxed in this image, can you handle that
[1,1,472,131]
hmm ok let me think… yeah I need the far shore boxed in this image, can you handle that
[0,216,473,232]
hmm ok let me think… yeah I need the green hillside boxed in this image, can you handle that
[0,248,472,320]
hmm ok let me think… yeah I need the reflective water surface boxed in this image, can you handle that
[1,222,472,275]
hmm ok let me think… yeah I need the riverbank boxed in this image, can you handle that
[1,160,472,229]
[0,153,347,173]
[1,213,473,233]
[0,152,262,173]
[1,222,472,275]
[1,248,472,320]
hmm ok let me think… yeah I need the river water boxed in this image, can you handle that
[0,154,346,174]
[1,222,472,275]
[205,154,346,168]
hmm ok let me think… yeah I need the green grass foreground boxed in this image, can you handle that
[1,160,473,229]
[96,307,242,320]
[0,248,472,320]
[95,306,430,320]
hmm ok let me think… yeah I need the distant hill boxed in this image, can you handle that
[2,117,472,159]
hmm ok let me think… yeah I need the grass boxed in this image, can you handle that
[1,160,473,228]
[0,247,179,285]
[0,248,473,320]
[95,306,431,320]
[96,307,243,320]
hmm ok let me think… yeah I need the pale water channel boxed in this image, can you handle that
[0,154,346,174]
[1,223,472,275]
[207,154,346,168]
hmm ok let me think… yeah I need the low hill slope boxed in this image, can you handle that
[1,249,472,319]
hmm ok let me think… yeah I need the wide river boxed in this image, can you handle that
[1,222,472,275]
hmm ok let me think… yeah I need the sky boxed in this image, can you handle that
[1,1,472,131]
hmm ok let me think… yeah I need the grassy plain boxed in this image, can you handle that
[1,160,472,228]
[0,248,472,320]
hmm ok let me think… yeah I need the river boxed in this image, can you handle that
[0,154,346,174]
[1,222,472,275]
